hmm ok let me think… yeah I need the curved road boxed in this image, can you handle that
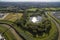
[46,13,60,40]
[51,18,60,40]
[0,23,23,40]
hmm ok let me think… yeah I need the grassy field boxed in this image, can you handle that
[4,13,23,22]
[0,25,16,40]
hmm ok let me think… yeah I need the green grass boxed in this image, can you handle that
[0,25,16,40]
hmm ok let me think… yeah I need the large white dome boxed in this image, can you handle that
[31,17,38,23]
[30,16,42,23]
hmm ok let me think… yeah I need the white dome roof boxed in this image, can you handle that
[30,16,42,23]
[32,17,38,23]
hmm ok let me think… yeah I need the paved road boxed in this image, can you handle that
[52,18,60,40]
[0,24,23,40]
[46,13,60,40]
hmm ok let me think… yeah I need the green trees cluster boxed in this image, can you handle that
[16,10,52,38]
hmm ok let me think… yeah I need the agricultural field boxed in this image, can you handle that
[0,25,16,40]
[4,13,23,22]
